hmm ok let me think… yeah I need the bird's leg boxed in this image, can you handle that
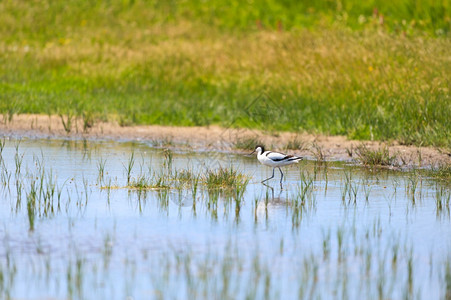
[278,167,284,183]
[262,168,275,183]
[278,167,283,190]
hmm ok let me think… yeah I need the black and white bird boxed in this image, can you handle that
[250,145,303,186]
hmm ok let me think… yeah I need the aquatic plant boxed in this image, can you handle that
[205,167,249,191]
[406,171,421,204]
[354,144,398,167]
[96,158,107,184]
[425,163,451,182]
[163,148,173,172]
[341,171,357,204]
[174,169,196,188]
[123,152,135,185]
[435,183,451,217]
[128,173,169,190]
[310,142,325,162]
[26,179,37,231]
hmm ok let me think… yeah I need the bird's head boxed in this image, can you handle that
[249,145,265,155]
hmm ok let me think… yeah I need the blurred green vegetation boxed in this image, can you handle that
[0,0,450,147]
[1,0,449,36]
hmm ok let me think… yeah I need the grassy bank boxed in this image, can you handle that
[0,0,450,147]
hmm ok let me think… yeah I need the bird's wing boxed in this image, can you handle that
[265,151,290,161]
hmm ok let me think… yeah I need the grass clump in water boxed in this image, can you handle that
[128,175,152,190]
[205,167,249,191]
[175,169,197,185]
[310,142,326,162]
[126,166,249,201]
[354,144,398,167]
[128,174,170,190]
[425,163,451,182]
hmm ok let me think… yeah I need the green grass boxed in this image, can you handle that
[206,167,250,190]
[126,165,249,191]
[425,163,451,182]
[0,0,450,147]
[354,144,399,166]
[128,174,171,190]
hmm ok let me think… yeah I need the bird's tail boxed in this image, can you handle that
[288,156,303,162]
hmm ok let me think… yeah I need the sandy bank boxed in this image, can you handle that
[0,114,449,168]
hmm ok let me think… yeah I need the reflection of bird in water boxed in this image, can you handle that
[255,183,287,222]
[262,183,282,201]
[250,145,303,188]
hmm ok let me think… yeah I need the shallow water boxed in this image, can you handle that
[0,138,450,299]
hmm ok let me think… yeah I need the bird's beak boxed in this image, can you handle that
[246,150,256,157]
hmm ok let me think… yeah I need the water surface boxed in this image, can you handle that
[0,138,450,299]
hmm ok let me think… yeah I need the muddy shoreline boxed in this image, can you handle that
[1,114,449,168]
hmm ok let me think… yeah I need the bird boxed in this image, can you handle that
[250,145,303,187]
